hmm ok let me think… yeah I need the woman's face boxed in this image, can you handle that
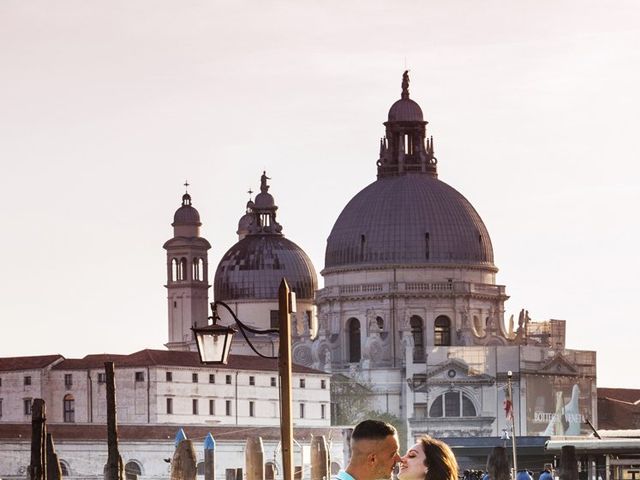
[398,443,427,480]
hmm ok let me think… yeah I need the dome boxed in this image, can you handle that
[173,193,201,226]
[388,98,424,122]
[324,174,495,271]
[254,192,275,208]
[214,235,318,301]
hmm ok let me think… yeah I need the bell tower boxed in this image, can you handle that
[163,186,211,351]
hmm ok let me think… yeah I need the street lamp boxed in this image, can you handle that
[192,278,296,480]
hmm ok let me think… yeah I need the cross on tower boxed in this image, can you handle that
[184,180,190,192]
[247,188,254,197]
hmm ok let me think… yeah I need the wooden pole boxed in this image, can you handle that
[46,433,62,480]
[279,279,294,480]
[310,436,329,480]
[245,436,265,480]
[105,362,123,480]
[171,439,197,480]
[29,399,46,480]
[204,433,216,480]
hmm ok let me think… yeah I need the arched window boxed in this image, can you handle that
[348,318,361,363]
[125,461,142,480]
[429,391,477,417]
[63,394,74,423]
[434,316,451,346]
[59,460,70,476]
[179,258,188,281]
[171,258,179,282]
[410,315,424,362]
[197,462,205,476]
[192,258,204,281]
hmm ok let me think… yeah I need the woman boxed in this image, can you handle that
[485,446,511,480]
[397,435,459,480]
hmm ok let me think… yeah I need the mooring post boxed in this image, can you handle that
[46,433,62,480]
[105,362,123,480]
[245,436,265,480]
[29,399,46,480]
[204,433,216,480]
[311,436,329,480]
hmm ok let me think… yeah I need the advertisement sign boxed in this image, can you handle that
[525,374,593,435]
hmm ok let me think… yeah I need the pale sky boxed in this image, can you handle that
[1,1,638,388]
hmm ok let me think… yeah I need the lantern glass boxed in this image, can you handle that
[192,324,236,364]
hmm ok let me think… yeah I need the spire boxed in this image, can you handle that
[401,70,410,99]
[377,71,438,179]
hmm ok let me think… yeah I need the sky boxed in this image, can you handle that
[0,1,639,388]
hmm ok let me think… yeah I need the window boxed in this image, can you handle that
[429,391,476,418]
[321,379,326,389]
[166,398,173,414]
[249,376,255,386]
[321,404,326,419]
[270,310,279,329]
[24,376,32,386]
[299,378,305,388]
[0,377,2,387]
[348,318,361,363]
[299,403,305,418]
[135,371,145,382]
[63,394,75,422]
[97,373,106,384]
[226,375,232,385]
[64,374,73,387]
[125,461,142,480]
[410,315,425,361]
[0,398,3,417]
[209,399,215,415]
[192,399,199,415]
[209,374,215,384]
[270,377,276,387]
[434,316,451,346]
[225,400,232,416]
[60,461,70,477]
[192,373,198,383]
[249,401,255,417]
[24,399,32,415]
[192,257,204,281]
[166,372,173,382]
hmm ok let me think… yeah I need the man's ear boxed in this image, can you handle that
[367,452,377,467]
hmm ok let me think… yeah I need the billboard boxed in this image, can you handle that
[525,374,594,435]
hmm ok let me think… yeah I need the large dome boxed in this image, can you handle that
[324,174,495,271]
[214,235,317,301]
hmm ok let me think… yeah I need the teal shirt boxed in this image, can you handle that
[335,471,356,480]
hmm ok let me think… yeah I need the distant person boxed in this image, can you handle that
[539,470,553,480]
[397,435,458,480]
[485,446,510,480]
[335,419,401,480]
[516,470,533,480]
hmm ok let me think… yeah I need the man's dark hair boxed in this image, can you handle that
[352,419,396,441]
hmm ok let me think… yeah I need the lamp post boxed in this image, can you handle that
[192,279,296,480]
[507,370,518,478]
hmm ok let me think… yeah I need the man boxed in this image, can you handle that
[336,419,401,480]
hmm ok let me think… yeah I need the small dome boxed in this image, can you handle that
[254,192,275,208]
[237,213,253,237]
[214,235,318,301]
[388,98,424,122]
[173,193,201,226]
[325,174,494,271]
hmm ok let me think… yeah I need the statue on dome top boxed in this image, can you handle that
[260,171,271,193]
[401,70,410,98]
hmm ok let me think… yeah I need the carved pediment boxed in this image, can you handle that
[410,358,494,391]
[539,353,578,375]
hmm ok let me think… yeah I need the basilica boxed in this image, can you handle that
[0,72,597,477]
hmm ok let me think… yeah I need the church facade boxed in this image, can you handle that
[200,72,597,453]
